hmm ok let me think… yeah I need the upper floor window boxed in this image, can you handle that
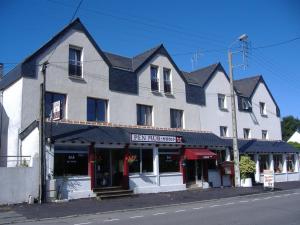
[220,126,228,137]
[170,109,183,128]
[137,104,152,126]
[259,102,267,116]
[87,98,108,122]
[150,66,159,92]
[241,98,252,111]
[163,68,172,94]
[243,128,251,139]
[69,46,82,77]
[45,92,66,120]
[218,94,227,110]
[262,130,268,140]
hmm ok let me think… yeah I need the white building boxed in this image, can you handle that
[288,129,300,143]
[0,18,298,203]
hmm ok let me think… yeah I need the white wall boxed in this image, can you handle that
[1,79,23,167]
[21,127,39,167]
[288,131,300,143]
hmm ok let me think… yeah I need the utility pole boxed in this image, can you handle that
[228,34,248,187]
[39,61,48,203]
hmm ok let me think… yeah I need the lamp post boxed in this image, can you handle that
[228,34,248,187]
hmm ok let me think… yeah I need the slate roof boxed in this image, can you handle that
[223,138,299,153]
[234,75,262,98]
[44,122,227,147]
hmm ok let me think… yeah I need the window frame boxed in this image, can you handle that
[69,46,83,78]
[259,102,267,116]
[159,149,181,173]
[128,148,153,174]
[163,68,172,94]
[87,97,108,122]
[218,94,227,110]
[137,104,153,126]
[243,128,251,139]
[170,108,184,129]
[262,130,268,140]
[220,126,228,137]
[45,91,67,120]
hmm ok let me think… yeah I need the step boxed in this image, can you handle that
[93,186,123,192]
[95,189,133,196]
[97,192,134,200]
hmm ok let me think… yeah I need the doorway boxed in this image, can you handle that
[94,149,124,188]
[186,160,204,187]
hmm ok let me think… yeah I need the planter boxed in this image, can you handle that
[241,178,252,187]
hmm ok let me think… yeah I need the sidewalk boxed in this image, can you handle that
[1,181,300,224]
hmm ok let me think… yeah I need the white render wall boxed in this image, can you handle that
[0,79,23,167]
[21,127,39,167]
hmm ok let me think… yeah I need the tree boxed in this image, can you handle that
[281,116,300,141]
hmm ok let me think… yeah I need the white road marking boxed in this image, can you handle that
[209,204,220,208]
[224,202,235,206]
[175,209,186,213]
[274,195,282,198]
[104,218,120,222]
[283,194,291,196]
[263,197,272,200]
[74,222,91,225]
[129,215,144,219]
[239,200,249,203]
[252,198,261,201]
[153,212,167,216]
[193,207,203,210]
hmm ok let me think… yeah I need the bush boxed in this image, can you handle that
[288,142,300,150]
[240,155,256,180]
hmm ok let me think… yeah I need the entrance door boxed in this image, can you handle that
[94,149,124,188]
[186,160,196,184]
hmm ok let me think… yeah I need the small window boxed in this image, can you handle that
[262,130,268,140]
[159,149,180,173]
[163,68,172,93]
[170,109,183,128]
[150,66,159,92]
[218,94,227,110]
[220,126,228,137]
[45,92,66,119]
[128,149,153,174]
[243,128,251,139]
[137,104,152,126]
[69,47,82,77]
[259,102,267,116]
[87,98,108,122]
[287,154,295,173]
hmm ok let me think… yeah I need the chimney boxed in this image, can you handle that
[0,63,3,80]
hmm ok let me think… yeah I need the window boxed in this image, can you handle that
[241,98,252,111]
[259,102,267,116]
[137,104,152,126]
[287,154,295,172]
[259,154,269,173]
[220,126,228,137]
[273,154,283,173]
[150,66,159,92]
[69,47,82,77]
[163,68,171,93]
[243,128,251,139]
[170,109,183,128]
[262,130,268,140]
[128,149,153,174]
[218,94,227,110]
[87,98,108,122]
[159,149,180,173]
[54,147,88,176]
[45,92,66,119]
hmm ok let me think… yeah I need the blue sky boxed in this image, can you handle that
[0,0,299,118]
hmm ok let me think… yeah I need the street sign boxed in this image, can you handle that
[52,101,61,121]
[263,170,274,189]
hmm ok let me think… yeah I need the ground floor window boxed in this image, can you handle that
[273,154,283,173]
[128,149,153,174]
[287,154,295,173]
[259,154,269,173]
[54,146,88,176]
[159,149,180,173]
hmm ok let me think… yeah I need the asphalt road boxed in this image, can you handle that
[13,188,300,225]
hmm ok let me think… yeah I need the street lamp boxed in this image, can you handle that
[228,34,248,187]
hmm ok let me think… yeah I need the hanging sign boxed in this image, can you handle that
[263,170,274,189]
[52,101,61,121]
[131,133,183,143]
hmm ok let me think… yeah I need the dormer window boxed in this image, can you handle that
[150,66,159,92]
[163,68,172,94]
[259,102,267,116]
[242,98,252,111]
[69,46,82,77]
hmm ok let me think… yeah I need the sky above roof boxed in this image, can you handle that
[0,0,299,118]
